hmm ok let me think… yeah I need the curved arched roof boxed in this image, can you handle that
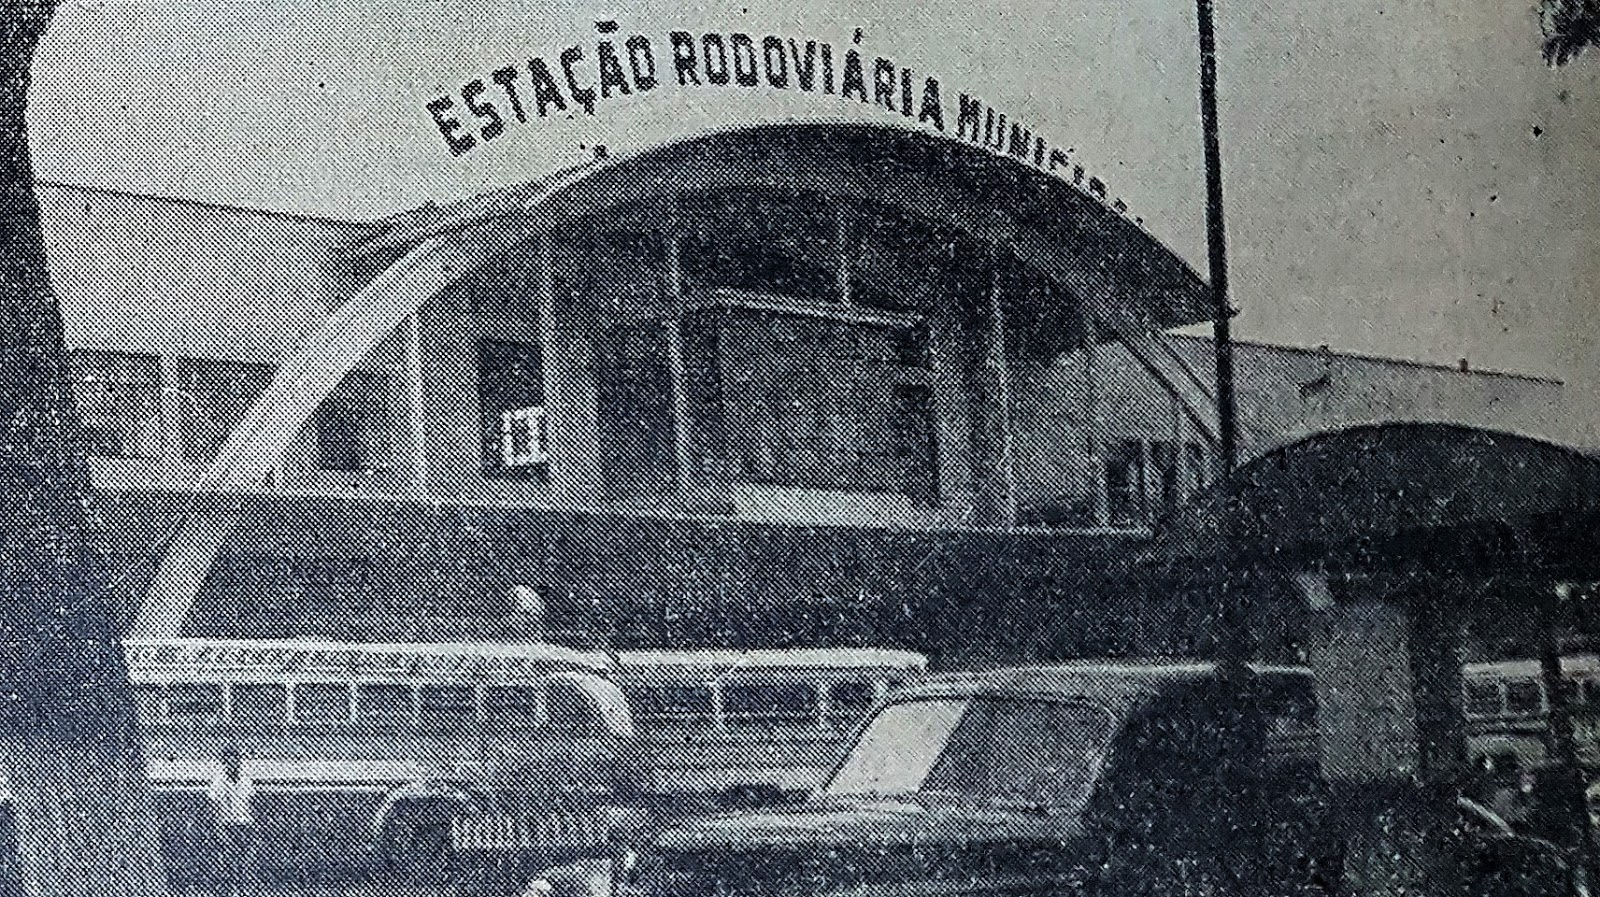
[344,122,1211,335]
[1142,422,1600,580]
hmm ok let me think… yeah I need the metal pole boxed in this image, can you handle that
[1196,0,1240,478]
[1196,4,1254,886]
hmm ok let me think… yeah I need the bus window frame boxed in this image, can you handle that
[416,683,480,730]
[482,683,548,729]
[229,681,291,728]
[1464,677,1507,720]
[291,681,355,726]
[628,682,718,730]
[1503,677,1547,718]
[824,679,881,730]
[353,680,418,726]
[165,682,226,726]
[720,679,823,730]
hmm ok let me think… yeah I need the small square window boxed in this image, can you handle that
[484,686,544,728]
[1506,679,1545,716]
[418,685,477,726]
[1464,680,1503,718]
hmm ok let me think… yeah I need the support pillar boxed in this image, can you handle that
[1308,591,1466,897]
[1081,305,1109,527]
[1539,586,1595,876]
[403,311,430,498]
[970,251,1016,528]
[833,205,854,307]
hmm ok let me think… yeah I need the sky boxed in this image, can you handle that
[25,0,1600,443]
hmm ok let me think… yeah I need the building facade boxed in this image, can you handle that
[40,126,1566,657]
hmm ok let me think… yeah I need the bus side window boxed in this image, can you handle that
[1505,679,1544,717]
[355,683,414,724]
[168,683,224,725]
[1579,678,1600,708]
[293,683,352,724]
[418,685,477,728]
[723,683,817,728]
[132,683,164,725]
[826,682,876,729]
[628,685,714,730]
[233,684,289,727]
[484,685,544,729]
[1464,679,1503,718]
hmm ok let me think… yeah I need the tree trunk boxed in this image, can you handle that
[0,4,170,896]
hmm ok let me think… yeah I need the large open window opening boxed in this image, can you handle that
[311,368,393,472]
[174,357,274,465]
[689,306,937,501]
[66,348,164,459]
[476,338,548,482]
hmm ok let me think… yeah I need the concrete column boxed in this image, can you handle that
[157,355,184,473]
[1139,439,1155,524]
[1170,396,1191,510]
[1080,305,1109,526]
[404,311,430,497]
[1539,587,1596,869]
[1308,593,1464,897]
[1408,593,1468,788]
[970,252,1016,528]
[539,240,604,503]
[834,205,854,306]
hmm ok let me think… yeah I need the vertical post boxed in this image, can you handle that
[1194,10,1255,885]
[404,311,430,497]
[971,249,1016,528]
[531,234,560,491]
[1170,398,1191,509]
[1539,587,1595,876]
[158,356,181,472]
[1196,0,1240,481]
[1409,592,1469,798]
[834,205,854,307]
[1138,439,1155,525]
[661,229,698,500]
[1080,305,1109,527]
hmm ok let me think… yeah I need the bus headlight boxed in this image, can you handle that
[520,858,614,897]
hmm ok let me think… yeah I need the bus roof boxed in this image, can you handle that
[123,637,615,678]
[614,648,929,672]
[1463,654,1600,679]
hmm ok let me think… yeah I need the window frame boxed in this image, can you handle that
[66,348,165,460]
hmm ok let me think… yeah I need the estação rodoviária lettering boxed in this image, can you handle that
[423,23,1129,215]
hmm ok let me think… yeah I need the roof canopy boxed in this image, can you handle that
[1142,423,1600,584]
[346,122,1212,345]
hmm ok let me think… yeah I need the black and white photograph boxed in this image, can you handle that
[2,1,1600,895]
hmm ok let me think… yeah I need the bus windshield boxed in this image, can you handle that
[822,697,1116,813]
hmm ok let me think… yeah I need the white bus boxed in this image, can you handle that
[615,648,930,801]
[122,637,625,874]
[21,639,928,876]
[1461,654,1600,772]
[449,647,930,860]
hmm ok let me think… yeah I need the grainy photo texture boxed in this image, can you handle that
[2,2,1600,896]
